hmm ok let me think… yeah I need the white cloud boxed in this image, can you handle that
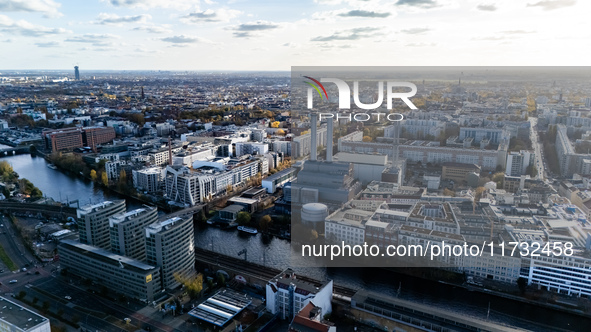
[311,26,384,41]
[181,9,241,23]
[527,0,576,10]
[0,0,62,18]
[0,15,69,36]
[228,20,282,38]
[35,41,60,47]
[65,33,121,47]
[101,0,197,10]
[95,13,151,25]
[161,34,215,44]
[132,25,172,34]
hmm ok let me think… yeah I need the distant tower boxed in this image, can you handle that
[74,66,80,80]
[141,86,145,99]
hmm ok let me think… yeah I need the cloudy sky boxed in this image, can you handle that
[0,0,588,70]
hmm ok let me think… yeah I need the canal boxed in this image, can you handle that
[2,150,589,331]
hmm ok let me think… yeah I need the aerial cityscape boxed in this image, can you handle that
[2,1,591,332]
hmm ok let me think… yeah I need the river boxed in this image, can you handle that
[1,149,589,331]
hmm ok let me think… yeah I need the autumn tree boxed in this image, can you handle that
[474,187,486,202]
[174,273,203,299]
[90,169,97,182]
[443,188,456,197]
[271,121,280,128]
[362,136,372,142]
[259,215,273,232]
[101,171,109,186]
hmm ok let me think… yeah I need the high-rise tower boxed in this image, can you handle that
[74,66,80,80]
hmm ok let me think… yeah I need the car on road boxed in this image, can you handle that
[64,296,72,300]
[9,280,17,284]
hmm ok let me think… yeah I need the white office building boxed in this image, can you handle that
[145,216,195,290]
[109,206,158,261]
[266,269,333,320]
[133,167,165,193]
[0,297,50,332]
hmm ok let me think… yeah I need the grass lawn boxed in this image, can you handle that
[0,243,18,271]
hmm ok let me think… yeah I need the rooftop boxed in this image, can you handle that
[0,297,48,331]
[188,289,252,327]
[59,240,157,273]
[78,199,124,215]
[145,216,187,236]
[109,205,157,225]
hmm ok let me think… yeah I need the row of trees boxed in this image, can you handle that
[0,160,42,198]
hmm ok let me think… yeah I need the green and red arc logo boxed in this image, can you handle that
[304,76,328,100]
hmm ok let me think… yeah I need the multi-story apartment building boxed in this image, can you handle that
[339,132,507,171]
[292,126,327,159]
[83,126,117,150]
[77,199,126,250]
[506,150,535,177]
[441,162,481,183]
[109,206,158,261]
[324,208,373,246]
[145,216,195,290]
[58,240,162,301]
[42,126,115,152]
[459,127,507,144]
[132,167,164,193]
[555,125,591,177]
[407,202,460,234]
[235,142,269,157]
[165,158,263,206]
[522,254,591,297]
[266,269,333,320]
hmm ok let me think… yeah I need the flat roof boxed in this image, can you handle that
[78,199,124,214]
[109,206,156,224]
[228,197,258,205]
[145,216,186,236]
[59,240,157,273]
[188,289,252,327]
[263,167,296,181]
[0,297,49,331]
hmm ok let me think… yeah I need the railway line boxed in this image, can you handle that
[194,247,356,298]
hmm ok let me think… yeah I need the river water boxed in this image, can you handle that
[1,149,589,331]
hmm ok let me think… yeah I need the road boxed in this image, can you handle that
[0,215,36,271]
[529,117,547,181]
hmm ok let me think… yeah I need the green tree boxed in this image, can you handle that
[236,211,252,226]
[492,172,505,188]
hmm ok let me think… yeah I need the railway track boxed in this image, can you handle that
[195,247,356,298]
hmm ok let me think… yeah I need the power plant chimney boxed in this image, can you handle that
[326,114,334,162]
[310,113,318,161]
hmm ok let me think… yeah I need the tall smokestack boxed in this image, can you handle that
[310,112,318,161]
[326,115,334,162]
